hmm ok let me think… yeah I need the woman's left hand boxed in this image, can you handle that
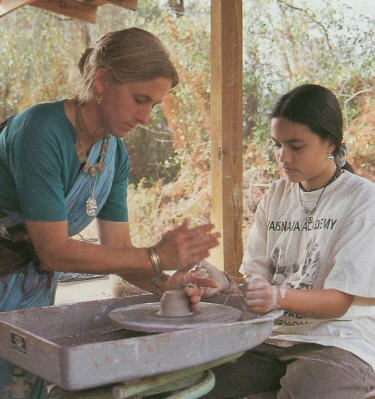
[160,268,218,312]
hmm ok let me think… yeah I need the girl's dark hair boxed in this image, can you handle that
[271,84,354,172]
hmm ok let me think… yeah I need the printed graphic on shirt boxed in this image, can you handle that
[269,239,320,325]
[268,218,337,232]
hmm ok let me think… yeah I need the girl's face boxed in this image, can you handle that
[96,74,172,138]
[271,117,336,191]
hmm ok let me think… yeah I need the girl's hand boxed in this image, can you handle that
[240,274,282,314]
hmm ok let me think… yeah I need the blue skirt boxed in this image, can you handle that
[0,263,59,399]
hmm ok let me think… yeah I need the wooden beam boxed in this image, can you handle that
[30,0,97,23]
[105,0,137,11]
[87,0,137,10]
[210,0,243,275]
[0,0,35,18]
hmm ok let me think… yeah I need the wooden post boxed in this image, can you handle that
[210,0,243,276]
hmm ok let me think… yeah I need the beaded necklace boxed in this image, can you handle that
[74,102,110,216]
[298,166,342,224]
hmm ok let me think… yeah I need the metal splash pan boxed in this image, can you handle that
[0,294,282,391]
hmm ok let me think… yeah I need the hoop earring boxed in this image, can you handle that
[327,154,334,160]
[96,94,102,105]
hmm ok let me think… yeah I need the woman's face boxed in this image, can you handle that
[97,75,172,137]
[271,117,336,191]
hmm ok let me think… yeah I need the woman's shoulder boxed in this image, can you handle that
[17,100,64,123]
[6,100,71,150]
[10,100,66,134]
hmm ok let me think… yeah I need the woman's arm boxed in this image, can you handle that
[26,218,219,278]
[97,220,219,296]
[97,219,154,292]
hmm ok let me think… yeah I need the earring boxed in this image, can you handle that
[96,94,102,105]
[327,154,334,160]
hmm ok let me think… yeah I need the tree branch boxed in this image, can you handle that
[278,0,334,55]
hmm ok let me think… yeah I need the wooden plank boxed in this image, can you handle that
[30,0,97,23]
[0,0,35,18]
[210,0,243,276]
[88,0,137,10]
[105,0,137,11]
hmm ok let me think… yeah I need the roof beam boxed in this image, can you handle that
[105,0,137,11]
[0,0,35,18]
[86,0,137,10]
[30,0,97,23]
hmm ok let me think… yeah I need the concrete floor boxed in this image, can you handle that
[55,276,112,306]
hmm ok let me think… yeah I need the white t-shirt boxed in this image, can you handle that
[240,171,375,370]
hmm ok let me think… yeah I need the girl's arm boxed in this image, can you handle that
[277,287,354,318]
[243,276,354,318]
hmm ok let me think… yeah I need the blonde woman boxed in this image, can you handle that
[0,28,219,397]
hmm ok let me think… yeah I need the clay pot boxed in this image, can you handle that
[157,289,194,317]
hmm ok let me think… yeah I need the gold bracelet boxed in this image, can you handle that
[148,246,163,275]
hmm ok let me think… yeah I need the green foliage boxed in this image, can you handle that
[1,1,374,244]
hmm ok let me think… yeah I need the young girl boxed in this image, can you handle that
[190,84,375,398]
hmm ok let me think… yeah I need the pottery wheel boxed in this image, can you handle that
[108,302,243,333]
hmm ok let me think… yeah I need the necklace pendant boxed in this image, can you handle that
[306,214,314,224]
[86,194,98,217]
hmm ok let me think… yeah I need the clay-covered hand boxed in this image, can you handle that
[189,261,231,297]
[156,220,220,271]
[160,267,219,312]
[240,274,282,314]
[183,261,243,310]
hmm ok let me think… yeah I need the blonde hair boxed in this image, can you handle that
[77,27,178,102]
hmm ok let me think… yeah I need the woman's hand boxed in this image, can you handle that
[157,220,220,271]
[159,267,218,311]
[190,261,231,296]
[183,261,237,311]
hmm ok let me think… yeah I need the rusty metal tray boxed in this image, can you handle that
[0,294,282,391]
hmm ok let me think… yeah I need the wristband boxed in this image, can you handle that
[271,285,288,310]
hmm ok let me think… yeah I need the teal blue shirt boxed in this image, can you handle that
[0,100,129,221]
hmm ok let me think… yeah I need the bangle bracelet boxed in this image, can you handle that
[151,272,167,296]
[148,246,163,275]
